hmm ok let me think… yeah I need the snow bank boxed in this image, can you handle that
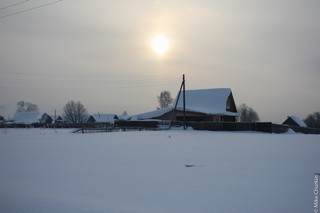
[0,129,319,213]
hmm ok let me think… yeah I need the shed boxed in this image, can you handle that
[87,114,119,125]
[282,116,307,127]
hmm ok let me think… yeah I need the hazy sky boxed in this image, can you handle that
[1,0,319,123]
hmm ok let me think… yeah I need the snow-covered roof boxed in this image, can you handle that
[132,88,238,120]
[13,112,43,124]
[50,115,62,120]
[92,114,118,123]
[174,88,237,116]
[130,108,172,120]
[49,115,63,124]
[49,115,63,122]
[288,116,307,127]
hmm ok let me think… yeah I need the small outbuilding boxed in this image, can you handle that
[87,113,119,126]
[282,116,307,127]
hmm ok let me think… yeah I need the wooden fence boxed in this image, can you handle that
[2,120,319,134]
[187,122,320,134]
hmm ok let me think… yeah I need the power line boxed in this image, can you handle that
[0,81,179,90]
[0,74,179,85]
[0,71,178,80]
[0,0,63,19]
[0,0,29,10]
[0,70,181,90]
[0,75,180,90]
[0,78,179,86]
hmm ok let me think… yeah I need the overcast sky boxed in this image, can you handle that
[1,0,319,123]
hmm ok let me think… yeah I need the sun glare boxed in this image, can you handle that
[152,34,169,55]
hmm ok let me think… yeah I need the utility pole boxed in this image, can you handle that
[168,74,186,130]
[183,74,186,130]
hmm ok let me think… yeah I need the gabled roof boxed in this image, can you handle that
[284,116,307,127]
[132,88,238,120]
[50,115,63,121]
[174,88,237,116]
[130,108,172,121]
[13,112,42,124]
[91,114,118,123]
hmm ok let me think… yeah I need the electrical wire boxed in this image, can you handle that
[0,0,62,19]
[0,82,179,90]
[0,0,29,10]
[0,73,180,90]
[0,75,179,85]
[0,82,180,90]
[0,71,177,80]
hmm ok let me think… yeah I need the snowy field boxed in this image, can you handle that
[0,128,319,213]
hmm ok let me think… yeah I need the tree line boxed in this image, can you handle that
[0,100,89,125]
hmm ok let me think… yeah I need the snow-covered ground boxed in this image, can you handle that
[0,128,319,213]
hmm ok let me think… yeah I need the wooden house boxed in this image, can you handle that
[0,115,4,124]
[131,88,238,122]
[13,112,53,127]
[50,115,64,124]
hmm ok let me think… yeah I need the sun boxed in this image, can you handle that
[151,34,169,55]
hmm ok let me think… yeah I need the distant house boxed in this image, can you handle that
[0,115,4,124]
[50,115,64,124]
[282,116,307,127]
[40,113,53,124]
[13,112,52,127]
[132,88,238,122]
[87,114,119,126]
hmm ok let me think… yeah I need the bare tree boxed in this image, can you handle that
[16,101,39,112]
[238,103,260,122]
[63,100,88,124]
[158,90,173,109]
[304,112,320,128]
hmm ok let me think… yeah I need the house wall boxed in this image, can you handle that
[87,116,95,123]
[283,118,299,127]
[154,110,175,121]
[226,93,237,113]
[152,109,237,122]
[222,115,237,122]
[40,113,53,124]
[174,110,236,122]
